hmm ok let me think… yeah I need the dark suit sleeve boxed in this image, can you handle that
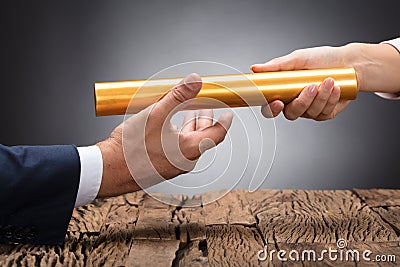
[0,144,81,245]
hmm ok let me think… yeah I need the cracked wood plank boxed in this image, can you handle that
[353,189,400,207]
[202,190,256,226]
[125,191,146,206]
[126,239,180,267]
[2,189,400,266]
[132,193,179,240]
[175,240,209,266]
[205,225,269,266]
[174,194,206,243]
[0,192,145,267]
[0,231,96,267]
[87,194,142,266]
[175,206,206,243]
[68,198,112,233]
[251,190,397,244]
[0,243,14,265]
[371,207,400,236]
[102,194,141,237]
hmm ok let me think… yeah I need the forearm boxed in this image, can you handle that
[344,43,400,93]
[96,141,141,198]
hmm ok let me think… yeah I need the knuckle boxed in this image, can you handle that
[315,116,327,122]
[295,98,309,110]
[178,133,189,144]
[290,49,301,57]
[326,113,335,120]
[171,87,188,104]
[318,113,335,121]
[289,50,307,68]
[315,95,330,103]
[328,97,339,106]
[320,108,333,117]
[305,110,318,119]
[321,95,331,102]
[283,111,297,121]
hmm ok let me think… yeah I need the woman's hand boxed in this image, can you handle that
[251,46,350,121]
[251,42,400,121]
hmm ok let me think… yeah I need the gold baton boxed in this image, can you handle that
[94,67,357,116]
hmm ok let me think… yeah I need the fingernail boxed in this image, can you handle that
[251,64,263,70]
[323,78,334,91]
[333,86,340,95]
[307,84,317,96]
[184,74,200,91]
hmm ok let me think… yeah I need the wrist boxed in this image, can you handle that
[95,140,139,198]
[342,43,371,92]
[343,42,400,93]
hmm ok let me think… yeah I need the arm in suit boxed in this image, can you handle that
[0,73,233,245]
[0,144,80,245]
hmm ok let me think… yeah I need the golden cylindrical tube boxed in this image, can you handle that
[95,67,358,116]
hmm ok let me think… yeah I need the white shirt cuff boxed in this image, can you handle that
[75,145,103,207]
[376,37,400,100]
[381,37,400,53]
[375,92,400,100]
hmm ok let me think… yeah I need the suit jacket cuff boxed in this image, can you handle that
[0,145,81,245]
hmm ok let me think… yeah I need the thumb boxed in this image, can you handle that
[152,73,202,122]
[250,52,302,73]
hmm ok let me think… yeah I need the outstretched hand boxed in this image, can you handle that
[96,73,233,197]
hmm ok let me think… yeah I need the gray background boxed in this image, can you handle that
[1,0,399,190]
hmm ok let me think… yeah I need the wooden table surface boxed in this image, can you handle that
[1,189,399,266]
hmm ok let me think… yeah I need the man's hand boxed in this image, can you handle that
[96,73,233,198]
[251,42,400,121]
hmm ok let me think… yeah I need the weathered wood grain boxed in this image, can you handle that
[175,240,209,267]
[0,243,15,265]
[132,194,178,240]
[250,190,397,244]
[87,194,142,266]
[354,189,400,207]
[127,239,180,267]
[125,191,146,206]
[371,206,400,235]
[1,189,400,266]
[205,225,267,266]
[0,232,95,267]
[174,205,206,243]
[103,194,140,237]
[203,190,256,226]
[68,198,112,233]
